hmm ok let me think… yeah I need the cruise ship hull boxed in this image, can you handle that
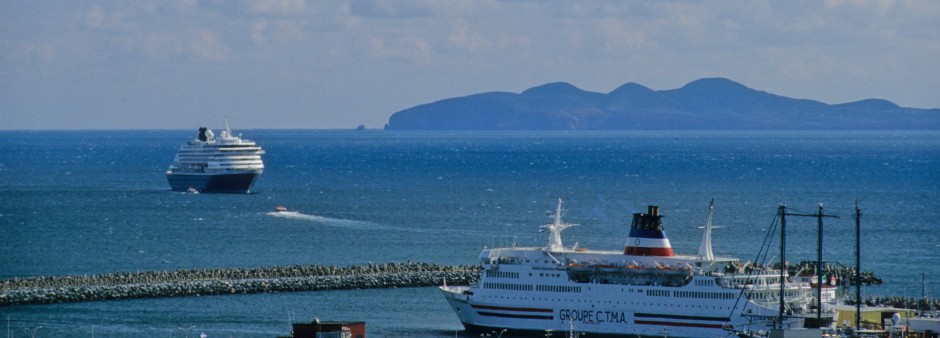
[166,171,261,193]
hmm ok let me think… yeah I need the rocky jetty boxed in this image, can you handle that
[848,296,940,311]
[787,261,884,286]
[729,260,883,286]
[0,262,481,307]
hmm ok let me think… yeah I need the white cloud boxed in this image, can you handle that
[84,6,107,28]
[142,32,180,60]
[8,41,56,65]
[369,36,432,61]
[594,18,649,53]
[252,19,268,45]
[249,0,310,16]
[447,21,491,52]
[190,30,227,61]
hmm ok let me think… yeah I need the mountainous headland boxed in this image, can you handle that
[384,78,939,130]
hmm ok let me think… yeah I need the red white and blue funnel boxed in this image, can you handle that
[623,205,675,256]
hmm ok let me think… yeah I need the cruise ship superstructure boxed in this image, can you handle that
[166,122,265,193]
[440,200,814,337]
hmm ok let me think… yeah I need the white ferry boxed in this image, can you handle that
[166,122,265,193]
[441,200,814,337]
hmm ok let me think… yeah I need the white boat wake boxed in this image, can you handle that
[266,210,485,234]
[266,211,420,232]
[266,211,373,228]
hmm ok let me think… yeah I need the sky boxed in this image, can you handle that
[2,0,939,130]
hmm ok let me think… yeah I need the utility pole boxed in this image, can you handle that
[814,204,838,326]
[778,204,838,328]
[855,202,862,331]
[778,204,787,329]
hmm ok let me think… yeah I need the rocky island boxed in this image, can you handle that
[385,78,939,130]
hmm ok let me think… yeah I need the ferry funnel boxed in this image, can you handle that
[623,205,675,256]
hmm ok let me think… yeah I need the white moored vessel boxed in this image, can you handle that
[166,121,265,193]
[440,199,814,337]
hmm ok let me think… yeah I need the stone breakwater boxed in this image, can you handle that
[787,261,883,286]
[0,262,481,307]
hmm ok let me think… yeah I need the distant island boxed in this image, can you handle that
[384,78,939,130]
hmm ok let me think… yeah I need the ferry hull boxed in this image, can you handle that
[439,201,813,338]
[441,285,802,338]
[167,171,261,193]
[441,287,703,338]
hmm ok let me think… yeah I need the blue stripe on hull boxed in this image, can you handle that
[477,311,553,320]
[634,312,730,322]
[167,172,260,193]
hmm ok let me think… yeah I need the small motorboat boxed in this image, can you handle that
[274,205,288,213]
[186,187,199,194]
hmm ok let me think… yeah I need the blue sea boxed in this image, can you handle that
[1,130,938,337]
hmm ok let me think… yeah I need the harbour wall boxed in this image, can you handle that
[0,262,481,307]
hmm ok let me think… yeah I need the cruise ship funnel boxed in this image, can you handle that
[623,205,675,256]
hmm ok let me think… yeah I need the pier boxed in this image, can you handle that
[0,262,481,306]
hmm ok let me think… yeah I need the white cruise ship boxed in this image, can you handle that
[166,122,265,193]
[440,200,814,337]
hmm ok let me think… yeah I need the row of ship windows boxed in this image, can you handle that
[176,154,261,158]
[750,291,801,300]
[176,162,263,166]
[176,157,262,161]
[177,149,263,156]
[177,165,262,170]
[483,271,562,279]
[482,282,736,300]
[673,290,735,299]
[177,163,263,167]
[647,289,669,297]
[478,295,733,311]
[484,283,533,291]
[644,289,736,300]
[484,271,519,279]
[694,279,715,287]
[176,161,262,165]
[483,283,581,293]
[535,285,581,293]
[489,258,557,265]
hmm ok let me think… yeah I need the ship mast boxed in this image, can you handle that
[542,198,577,252]
[697,199,715,260]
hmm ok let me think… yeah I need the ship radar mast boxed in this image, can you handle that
[221,118,232,139]
[541,198,578,252]
[697,199,715,260]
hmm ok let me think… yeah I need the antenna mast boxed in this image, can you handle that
[697,199,715,260]
[542,198,577,252]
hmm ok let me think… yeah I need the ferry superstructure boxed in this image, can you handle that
[440,200,814,337]
[166,122,265,193]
